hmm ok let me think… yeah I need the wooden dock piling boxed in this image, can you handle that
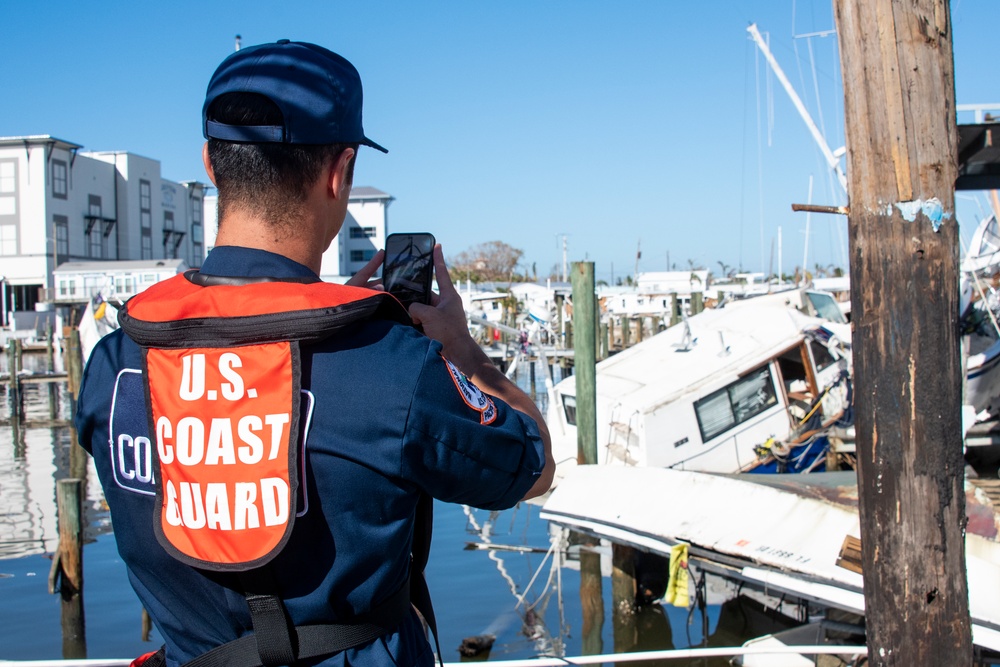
[54,478,84,595]
[611,543,638,653]
[571,262,597,465]
[835,0,971,663]
[7,338,24,422]
[573,531,604,656]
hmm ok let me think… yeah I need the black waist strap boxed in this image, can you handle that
[182,574,412,667]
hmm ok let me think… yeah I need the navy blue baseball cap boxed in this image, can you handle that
[203,39,387,152]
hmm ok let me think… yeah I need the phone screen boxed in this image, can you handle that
[382,233,436,307]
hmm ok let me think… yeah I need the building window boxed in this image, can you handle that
[54,215,69,264]
[164,211,176,259]
[140,180,151,229]
[52,160,68,199]
[88,195,103,259]
[0,161,14,193]
[693,366,778,442]
[349,226,377,239]
[350,249,375,262]
[0,160,15,217]
[142,231,152,259]
[0,224,16,255]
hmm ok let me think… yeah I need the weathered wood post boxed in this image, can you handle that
[669,294,681,327]
[622,316,631,349]
[7,338,24,422]
[572,262,598,465]
[56,478,86,658]
[575,533,604,656]
[65,328,83,406]
[691,292,704,315]
[47,321,58,420]
[834,0,971,663]
[56,479,84,594]
[611,543,638,654]
[555,293,565,348]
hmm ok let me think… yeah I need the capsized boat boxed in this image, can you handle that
[540,465,1000,653]
[545,294,853,475]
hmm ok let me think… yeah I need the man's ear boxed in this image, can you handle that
[329,147,356,200]
[202,143,217,186]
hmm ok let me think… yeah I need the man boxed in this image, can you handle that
[75,40,553,667]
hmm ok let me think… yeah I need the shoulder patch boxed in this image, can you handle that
[443,358,497,425]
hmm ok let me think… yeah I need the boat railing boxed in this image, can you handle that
[0,643,869,667]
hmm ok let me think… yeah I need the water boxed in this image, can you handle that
[0,352,792,663]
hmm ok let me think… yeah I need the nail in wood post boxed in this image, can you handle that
[834,0,971,663]
[571,262,598,465]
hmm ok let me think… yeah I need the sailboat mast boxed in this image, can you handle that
[747,23,848,194]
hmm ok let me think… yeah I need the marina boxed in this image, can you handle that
[2,1,1000,665]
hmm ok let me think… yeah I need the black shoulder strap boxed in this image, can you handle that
[411,492,443,667]
[180,568,412,667]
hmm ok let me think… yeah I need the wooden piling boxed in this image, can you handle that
[7,338,24,421]
[573,531,604,656]
[691,292,703,315]
[555,294,565,348]
[46,322,57,420]
[571,262,597,465]
[670,294,680,327]
[611,543,638,653]
[65,329,83,401]
[834,0,971,663]
[56,478,84,595]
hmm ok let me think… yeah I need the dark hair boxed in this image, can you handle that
[206,92,357,226]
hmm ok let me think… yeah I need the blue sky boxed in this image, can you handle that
[2,1,995,284]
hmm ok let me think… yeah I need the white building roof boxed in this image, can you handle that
[349,186,393,201]
[54,259,188,274]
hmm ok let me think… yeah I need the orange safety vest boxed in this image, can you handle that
[119,271,409,571]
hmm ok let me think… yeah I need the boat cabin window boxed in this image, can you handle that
[777,347,810,398]
[562,394,577,426]
[810,340,838,373]
[805,291,847,324]
[694,366,778,441]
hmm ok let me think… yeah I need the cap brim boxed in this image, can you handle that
[362,137,388,154]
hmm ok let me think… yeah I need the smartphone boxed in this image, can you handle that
[382,232,436,308]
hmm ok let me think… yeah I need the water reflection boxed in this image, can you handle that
[1,354,109,560]
[3,352,794,663]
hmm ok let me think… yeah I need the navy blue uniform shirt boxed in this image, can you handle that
[75,246,546,666]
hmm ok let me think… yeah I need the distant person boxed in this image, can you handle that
[75,39,552,667]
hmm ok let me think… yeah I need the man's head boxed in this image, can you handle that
[202,40,385,227]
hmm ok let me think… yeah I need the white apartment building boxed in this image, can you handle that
[203,185,394,283]
[0,135,207,322]
[1,135,395,327]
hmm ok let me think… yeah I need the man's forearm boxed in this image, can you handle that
[450,341,555,499]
